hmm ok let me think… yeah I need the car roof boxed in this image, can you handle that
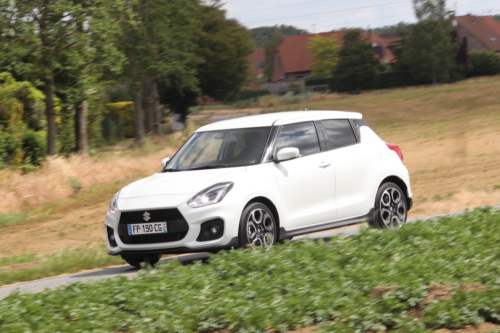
[195,111,362,132]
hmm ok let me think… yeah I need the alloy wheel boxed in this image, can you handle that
[246,208,276,248]
[379,187,407,229]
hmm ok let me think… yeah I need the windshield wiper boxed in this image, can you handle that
[185,164,228,171]
[163,168,179,172]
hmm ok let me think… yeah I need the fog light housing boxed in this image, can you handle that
[197,219,224,242]
[107,226,118,247]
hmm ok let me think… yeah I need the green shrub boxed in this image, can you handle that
[468,51,500,77]
[103,102,134,140]
[305,77,330,87]
[21,130,46,166]
[235,88,270,101]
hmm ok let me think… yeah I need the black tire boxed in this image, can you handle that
[238,202,278,248]
[121,253,161,268]
[371,182,408,229]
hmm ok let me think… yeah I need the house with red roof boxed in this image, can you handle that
[271,31,393,82]
[453,15,500,53]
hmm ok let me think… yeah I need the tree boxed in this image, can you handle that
[119,0,199,143]
[250,25,309,48]
[307,34,340,77]
[264,31,285,82]
[332,30,378,93]
[193,1,254,101]
[372,22,411,35]
[160,0,254,122]
[394,0,457,84]
[0,73,45,166]
[0,0,125,155]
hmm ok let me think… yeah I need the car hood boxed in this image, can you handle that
[119,167,247,198]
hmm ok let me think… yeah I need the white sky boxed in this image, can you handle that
[222,0,500,32]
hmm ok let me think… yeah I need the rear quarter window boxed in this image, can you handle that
[322,119,357,150]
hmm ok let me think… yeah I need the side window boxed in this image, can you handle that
[322,119,357,150]
[275,122,320,157]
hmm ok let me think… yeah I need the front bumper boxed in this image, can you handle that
[104,194,242,255]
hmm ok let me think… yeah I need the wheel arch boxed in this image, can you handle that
[245,196,281,231]
[380,175,412,210]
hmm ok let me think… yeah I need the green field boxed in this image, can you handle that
[1,207,499,332]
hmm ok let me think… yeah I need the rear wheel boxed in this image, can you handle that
[121,253,161,268]
[239,203,277,248]
[372,182,407,229]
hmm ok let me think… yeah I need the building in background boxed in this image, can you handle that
[453,15,500,53]
[271,31,394,82]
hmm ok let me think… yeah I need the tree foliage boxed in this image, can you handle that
[193,0,254,101]
[467,51,500,77]
[0,0,125,155]
[394,0,457,84]
[0,73,46,166]
[160,0,254,122]
[250,25,309,48]
[308,34,340,77]
[264,31,285,82]
[372,22,411,35]
[332,30,378,92]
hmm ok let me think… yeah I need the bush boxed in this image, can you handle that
[468,51,500,77]
[103,102,134,140]
[235,89,270,101]
[305,77,330,87]
[21,130,46,166]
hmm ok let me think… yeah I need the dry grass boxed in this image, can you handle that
[0,138,180,213]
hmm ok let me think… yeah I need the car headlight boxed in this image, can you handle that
[109,191,120,213]
[187,182,234,208]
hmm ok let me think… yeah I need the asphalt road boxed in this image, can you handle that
[1,207,498,300]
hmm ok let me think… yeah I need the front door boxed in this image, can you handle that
[271,121,336,230]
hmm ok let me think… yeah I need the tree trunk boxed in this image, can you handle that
[44,76,57,156]
[143,79,153,135]
[75,100,88,154]
[152,79,162,136]
[134,88,145,145]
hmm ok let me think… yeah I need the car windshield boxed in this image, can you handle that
[165,127,271,171]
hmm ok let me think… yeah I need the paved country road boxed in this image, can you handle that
[1,207,498,300]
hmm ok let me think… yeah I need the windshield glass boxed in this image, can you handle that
[165,127,271,171]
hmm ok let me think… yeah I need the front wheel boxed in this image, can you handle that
[121,253,161,268]
[239,203,277,248]
[371,182,407,229]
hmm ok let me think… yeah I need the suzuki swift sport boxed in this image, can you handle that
[105,111,413,267]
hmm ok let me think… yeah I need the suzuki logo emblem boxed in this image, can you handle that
[143,212,151,221]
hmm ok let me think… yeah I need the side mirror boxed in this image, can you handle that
[276,147,300,162]
[161,157,171,168]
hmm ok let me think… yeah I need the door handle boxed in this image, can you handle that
[318,161,331,168]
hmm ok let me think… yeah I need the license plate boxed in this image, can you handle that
[127,222,167,235]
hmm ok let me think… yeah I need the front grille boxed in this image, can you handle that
[119,209,184,224]
[118,208,189,245]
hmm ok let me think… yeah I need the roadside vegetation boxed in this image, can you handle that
[0,246,121,287]
[1,207,499,332]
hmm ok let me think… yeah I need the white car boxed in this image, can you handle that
[105,111,412,267]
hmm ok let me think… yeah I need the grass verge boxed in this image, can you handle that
[0,246,122,287]
[1,207,499,332]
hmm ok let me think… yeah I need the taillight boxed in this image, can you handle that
[386,143,404,163]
